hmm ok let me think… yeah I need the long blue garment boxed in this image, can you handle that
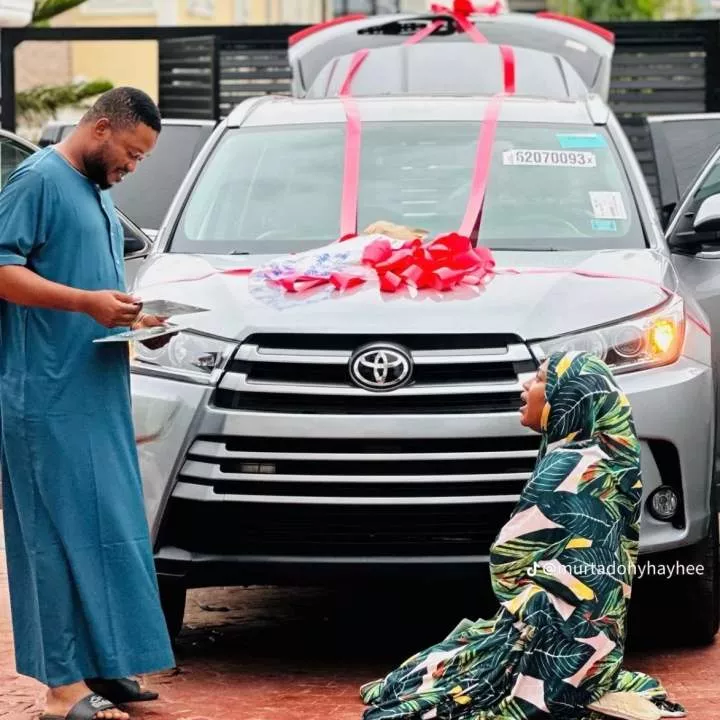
[0,147,175,687]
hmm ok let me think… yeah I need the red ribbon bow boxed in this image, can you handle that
[362,233,495,293]
[430,1,504,19]
[268,271,366,294]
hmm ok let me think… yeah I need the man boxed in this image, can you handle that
[0,88,175,720]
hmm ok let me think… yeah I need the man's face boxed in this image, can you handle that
[84,118,158,189]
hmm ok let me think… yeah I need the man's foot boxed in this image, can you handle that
[44,682,129,720]
[86,675,159,704]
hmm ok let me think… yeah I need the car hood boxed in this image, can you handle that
[133,248,676,341]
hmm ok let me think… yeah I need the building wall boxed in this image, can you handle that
[54,5,160,100]
[15,40,72,92]
[55,0,273,102]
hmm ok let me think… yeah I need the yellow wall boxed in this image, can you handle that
[57,9,159,101]
[177,0,235,24]
[54,0,323,104]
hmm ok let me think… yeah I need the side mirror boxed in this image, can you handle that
[124,231,151,259]
[668,193,720,253]
[693,194,720,233]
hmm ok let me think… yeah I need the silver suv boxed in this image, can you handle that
[129,53,719,647]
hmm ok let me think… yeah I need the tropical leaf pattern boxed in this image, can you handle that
[360,352,668,720]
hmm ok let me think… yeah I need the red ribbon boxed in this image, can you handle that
[335,2,495,241]
[361,233,495,293]
[404,18,445,45]
[268,271,366,294]
[430,1,502,42]
[338,49,370,240]
[433,0,505,16]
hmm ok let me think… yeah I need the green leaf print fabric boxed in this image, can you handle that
[360,352,667,720]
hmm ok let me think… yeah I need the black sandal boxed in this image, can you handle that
[651,698,687,718]
[86,677,159,704]
[40,693,119,719]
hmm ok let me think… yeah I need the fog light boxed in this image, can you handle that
[648,486,679,521]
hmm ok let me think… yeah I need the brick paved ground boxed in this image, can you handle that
[0,551,718,719]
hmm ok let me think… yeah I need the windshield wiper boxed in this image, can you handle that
[230,250,250,255]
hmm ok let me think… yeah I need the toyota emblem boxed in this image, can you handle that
[349,343,413,392]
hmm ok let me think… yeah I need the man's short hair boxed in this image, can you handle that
[82,87,162,134]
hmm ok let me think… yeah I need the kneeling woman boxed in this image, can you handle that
[360,352,685,720]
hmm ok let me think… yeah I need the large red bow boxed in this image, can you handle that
[362,233,495,293]
[430,1,504,19]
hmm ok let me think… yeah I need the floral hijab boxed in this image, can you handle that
[538,351,640,473]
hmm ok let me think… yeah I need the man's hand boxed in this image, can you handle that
[80,290,142,328]
[132,313,176,350]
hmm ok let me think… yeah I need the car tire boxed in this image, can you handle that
[629,511,719,649]
[158,579,187,644]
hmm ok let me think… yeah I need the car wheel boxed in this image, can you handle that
[158,579,187,644]
[629,511,719,649]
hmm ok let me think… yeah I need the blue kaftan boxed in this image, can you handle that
[0,147,175,687]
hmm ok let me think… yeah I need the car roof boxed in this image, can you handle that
[306,44,590,101]
[226,94,609,128]
[289,11,614,100]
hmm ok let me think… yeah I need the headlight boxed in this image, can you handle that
[130,331,236,383]
[531,297,685,374]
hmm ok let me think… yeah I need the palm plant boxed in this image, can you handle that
[17,79,113,125]
[547,0,670,19]
[32,0,90,25]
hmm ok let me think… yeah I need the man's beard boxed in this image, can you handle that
[83,146,112,189]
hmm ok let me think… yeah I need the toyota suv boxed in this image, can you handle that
[126,30,720,646]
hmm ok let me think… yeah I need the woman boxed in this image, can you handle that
[360,352,686,720]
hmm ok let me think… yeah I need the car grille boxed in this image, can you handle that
[169,334,540,558]
[173,433,539,502]
[212,333,536,415]
[158,500,518,557]
[165,433,539,556]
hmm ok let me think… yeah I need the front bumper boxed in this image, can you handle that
[131,356,714,588]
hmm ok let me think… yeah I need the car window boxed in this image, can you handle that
[692,158,720,205]
[171,122,644,255]
[668,153,720,239]
[109,124,213,231]
[654,118,720,199]
[0,137,33,188]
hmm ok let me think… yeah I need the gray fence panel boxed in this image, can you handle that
[603,21,720,209]
[218,44,292,118]
[158,35,218,120]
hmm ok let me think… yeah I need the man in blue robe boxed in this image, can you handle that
[0,88,175,720]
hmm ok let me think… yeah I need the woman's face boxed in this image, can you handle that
[520,362,548,432]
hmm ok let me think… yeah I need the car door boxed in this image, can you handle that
[665,147,720,478]
[0,130,35,187]
[648,114,720,228]
[666,145,720,334]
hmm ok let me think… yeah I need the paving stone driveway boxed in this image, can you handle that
[0,535,717,719]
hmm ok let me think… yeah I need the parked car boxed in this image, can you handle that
[647,113,720,228]
[39,118,216,240]
[127,70,718,646]
[289,10,615,101]
[305,42,590,99]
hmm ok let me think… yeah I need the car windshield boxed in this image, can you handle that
[169,121,644,254]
